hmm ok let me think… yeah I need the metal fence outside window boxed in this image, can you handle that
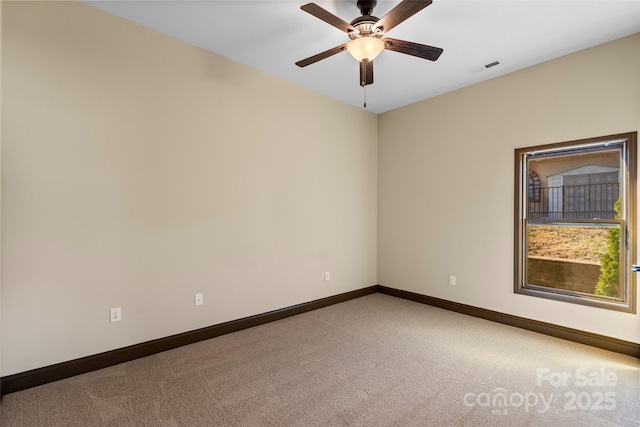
[528,183,619,219]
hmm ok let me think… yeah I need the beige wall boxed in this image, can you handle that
[1,1,377,376]
[378,33,640,343]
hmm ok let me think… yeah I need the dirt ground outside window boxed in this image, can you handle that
[528,226,608,263]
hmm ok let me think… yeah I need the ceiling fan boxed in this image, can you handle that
[295,0,443,87]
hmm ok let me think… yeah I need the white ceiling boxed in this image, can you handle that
[84,0,640,114]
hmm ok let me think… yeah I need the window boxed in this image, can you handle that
[514,133,636,312]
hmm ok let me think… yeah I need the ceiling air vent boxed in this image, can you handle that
[471,59,501,73]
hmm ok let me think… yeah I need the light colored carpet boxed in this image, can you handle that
[1,293,639,426]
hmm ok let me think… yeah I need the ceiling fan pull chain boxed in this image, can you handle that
[364,85,367,108]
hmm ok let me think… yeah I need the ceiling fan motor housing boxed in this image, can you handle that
[349,15,382,40]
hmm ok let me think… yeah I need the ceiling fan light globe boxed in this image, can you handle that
[347,37,384,62]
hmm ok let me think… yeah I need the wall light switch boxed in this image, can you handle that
[325,272,330,281]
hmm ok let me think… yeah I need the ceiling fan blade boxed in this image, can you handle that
[301,3,355,33]
[373,0,432,34]
[295,43,348,67]
[383,37,443,61]
[359,60,374,86]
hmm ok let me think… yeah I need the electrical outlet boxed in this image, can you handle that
[110,307,122,323]
[195,293,203,306]
[449,276,456,286]
[325,272,330,281]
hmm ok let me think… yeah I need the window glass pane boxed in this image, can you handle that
[527,223,620,298]
[527,149,620,220]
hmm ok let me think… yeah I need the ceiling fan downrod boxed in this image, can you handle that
[357,0,377,16]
